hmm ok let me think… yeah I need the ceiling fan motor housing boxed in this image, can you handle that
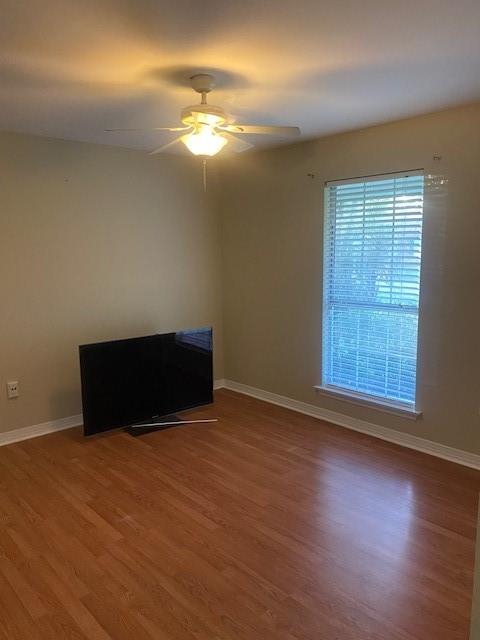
[181,104,227,127]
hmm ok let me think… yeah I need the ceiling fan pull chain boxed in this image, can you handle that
[203,159,207,193]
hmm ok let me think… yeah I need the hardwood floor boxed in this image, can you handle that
[0,388,478,639]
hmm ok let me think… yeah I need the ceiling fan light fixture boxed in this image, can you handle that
[181,125,228,157]
[106,73,300,158]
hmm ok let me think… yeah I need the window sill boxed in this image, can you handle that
[313,385,422,420]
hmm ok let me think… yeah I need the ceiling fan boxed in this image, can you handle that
[106,73,301,157]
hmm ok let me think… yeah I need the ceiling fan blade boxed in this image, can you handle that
[220,124,300,137]
[105,126,191,132]
[149,135,184,155]
[222,132,254,153]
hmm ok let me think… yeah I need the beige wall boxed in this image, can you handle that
[0,131,223,433]
[217,103,480,454]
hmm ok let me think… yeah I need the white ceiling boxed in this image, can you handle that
[1,0,480,153]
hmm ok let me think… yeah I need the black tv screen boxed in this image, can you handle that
[79,327,213,436]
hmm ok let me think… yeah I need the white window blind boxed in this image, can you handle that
[322,171,424,408]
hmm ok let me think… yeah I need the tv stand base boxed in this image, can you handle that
[125,414,217,436]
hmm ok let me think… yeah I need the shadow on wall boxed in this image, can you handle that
[50,388,82,423]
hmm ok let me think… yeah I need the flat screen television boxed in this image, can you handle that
[79,327,213,436]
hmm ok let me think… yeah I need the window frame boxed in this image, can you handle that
[320,169,425,416]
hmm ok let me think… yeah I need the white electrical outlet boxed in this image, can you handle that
[7,380,19,399]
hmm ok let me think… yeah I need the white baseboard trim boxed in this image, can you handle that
[0,414,83,447]
[222,379,480,471]
[0,379,227,448]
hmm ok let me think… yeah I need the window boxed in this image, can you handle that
[322,171,424,409]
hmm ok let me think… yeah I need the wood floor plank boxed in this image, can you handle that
[0,388,478,639]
